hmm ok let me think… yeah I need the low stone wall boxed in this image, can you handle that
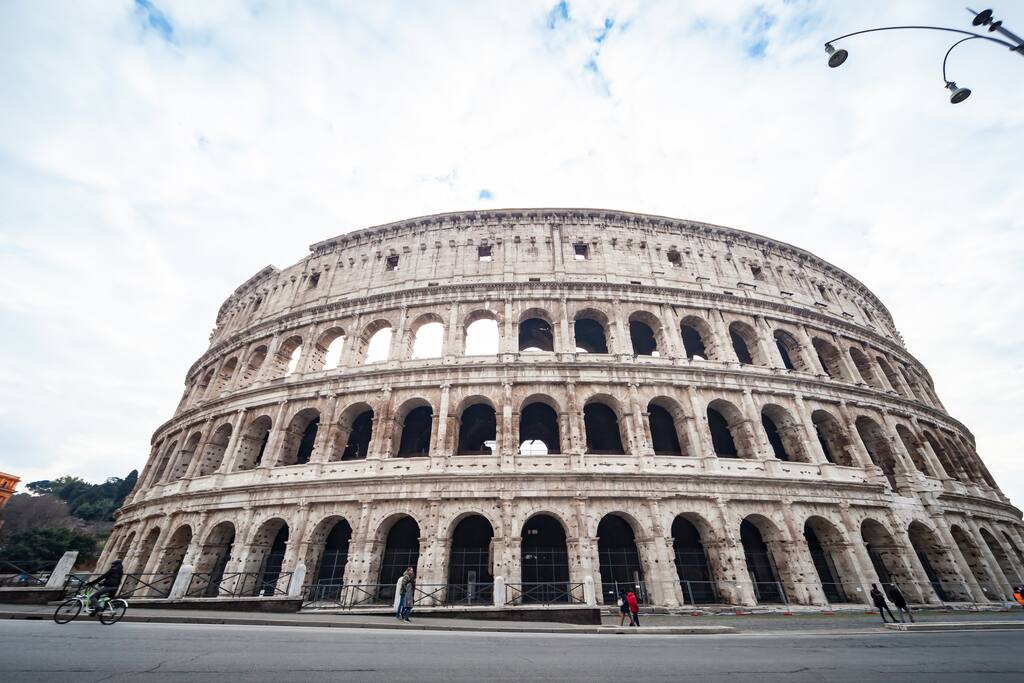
[128,597,302,613]
[0,587,66,605]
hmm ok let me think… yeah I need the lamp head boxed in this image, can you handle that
[825,43,848,68]
[972,9,993,26]
[946,81,971,104]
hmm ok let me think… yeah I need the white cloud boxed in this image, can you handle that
[1,1,1022,508]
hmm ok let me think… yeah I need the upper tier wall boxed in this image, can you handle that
[209,209,900,349]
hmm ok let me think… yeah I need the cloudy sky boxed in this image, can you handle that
[1,1,1022,504]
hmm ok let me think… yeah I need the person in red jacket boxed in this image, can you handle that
[626,590,640,627]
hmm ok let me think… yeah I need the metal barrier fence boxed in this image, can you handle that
[301,581,497,609]
[505,582,586,606]
[0,559,59,587]
[186,571,293,598]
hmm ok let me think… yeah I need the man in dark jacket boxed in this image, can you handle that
[870,583,897,623]
[887,584,915,623]
[86,560,124,613]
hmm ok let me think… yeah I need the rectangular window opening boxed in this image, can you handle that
[667,250,682,268]
[386,255,400,271]
[573,243,589,260]
[750,265,764,281]
[478,245,493,262]
[528,277,541,282]
[308,273,320,289]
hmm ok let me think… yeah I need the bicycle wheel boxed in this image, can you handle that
[53,599,82,624]
[99,599,127,625]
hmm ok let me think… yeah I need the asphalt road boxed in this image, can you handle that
[1,619,1021,682]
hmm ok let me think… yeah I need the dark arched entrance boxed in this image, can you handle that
[447,515,494,604]
[520,514,571,604]
[315,520,352,596]
[671,517,716,604]
[740,519,784,603]
[377,516,420,602]
[256,525,289,596]
[597,514,644,605]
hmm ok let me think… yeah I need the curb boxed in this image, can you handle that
[0,611,736,635]
[885,621,1024,632]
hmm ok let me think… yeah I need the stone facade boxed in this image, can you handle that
[101,209,1024,608]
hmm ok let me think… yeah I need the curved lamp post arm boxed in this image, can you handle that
[825,25,1020,52]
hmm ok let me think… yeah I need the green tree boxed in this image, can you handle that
[0,527,99,564]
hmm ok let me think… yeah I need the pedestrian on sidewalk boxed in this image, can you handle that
[870,583,897,624]
[886,583,914,623]
[617,590,630,626]
[396,567,413,620]
[401,570,416,623]
[627,589,640,627]
[1013,586,1024,607]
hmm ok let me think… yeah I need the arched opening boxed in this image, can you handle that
[707,402,744,458]
[123,528,160,596]
[464,315,499,355]
[377,516,420,602]
[457,403,497,455]
[211,357,238,395]
[277,408,320,466]
[876,356,908,397]
[520,514,571,603]
[410,319,444,359]
[740,518,784,603]
[980,529,1022,588]
[151,440,178,484]
[234,415,272,471]
[341,409,373,461]
[761,405,807,463]
[773,330,808,372]
[191,522,235,598]
[168,433,201,481]
[397,405,433,457]
[115,531,136,563]
[597,514,644,605]
[311,327,346,371]
[672,516,716,604]
[283,342,303,377]
[249,520,289,597]
[628,316,659,356]
[812,410,853,467]
[855,416,901,491]
[680,316,712,360]
[923,430,961,481]
[197,423,233,476]
[812,338,847,380]
[363,325,393,364]
[648,402,683,455]
[949,525,999,599]
[311,519,352,600]
[447,515,494,604]
[584,402,625,454]
[574,317,608,353]
[895,425,933,477]
[154,525,193,595]
[519,401,561,455]
[519,317,554,352]
[729,326,754,365]
[195,369,215,402]
[849,347,883,388]
[908,522,965,601]
[238,345,267,387]
[804,518,852,603]
[861,519,912,590]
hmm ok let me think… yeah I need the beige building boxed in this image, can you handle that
[101,209,1024,608]
[0,471,18,509]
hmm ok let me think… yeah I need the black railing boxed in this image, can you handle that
[0,559,59,587]
[506,582,585,606]
[187,571,293,598]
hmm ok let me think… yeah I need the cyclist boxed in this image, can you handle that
[85,560,124,614]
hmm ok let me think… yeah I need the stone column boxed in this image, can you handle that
[710,311,738,363]
[557,298,572,355]
[837,402,874,469]
[500,383,515,469]
[642,500,681,606]
[369,387,394,459]
[740,390,771,459]
[280,504,312,594]
[930,514,989,602]
[685,386,713,458]
[183,419,218,479]
[444,301,461,358]
[793,393,828,465]
[797,325,827,376]
[259,401,290,469]
[311,394,341,464]
[501,299,515,355]
[659,303,683,359]
[388,306,409,362]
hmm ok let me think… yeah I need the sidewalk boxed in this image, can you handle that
[3,602,1022,635]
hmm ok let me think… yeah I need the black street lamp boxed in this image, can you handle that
[824,8,1023,103]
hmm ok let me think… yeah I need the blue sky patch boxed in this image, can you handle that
[478,189,493,200]
[135,0,175,43]
[546,1,569,30]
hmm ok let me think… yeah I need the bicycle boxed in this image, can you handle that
[53,585,128,625]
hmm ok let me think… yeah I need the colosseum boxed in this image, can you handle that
[101,208,1024,611]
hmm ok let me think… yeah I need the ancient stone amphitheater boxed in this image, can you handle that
[102,209,1024,610]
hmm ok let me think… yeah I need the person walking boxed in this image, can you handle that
[887,583,915,623]
[626,589,640,627]
[395,567,413,620]
[401,569,416,622]
[617,590,630,626]
[870,583,897,624]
